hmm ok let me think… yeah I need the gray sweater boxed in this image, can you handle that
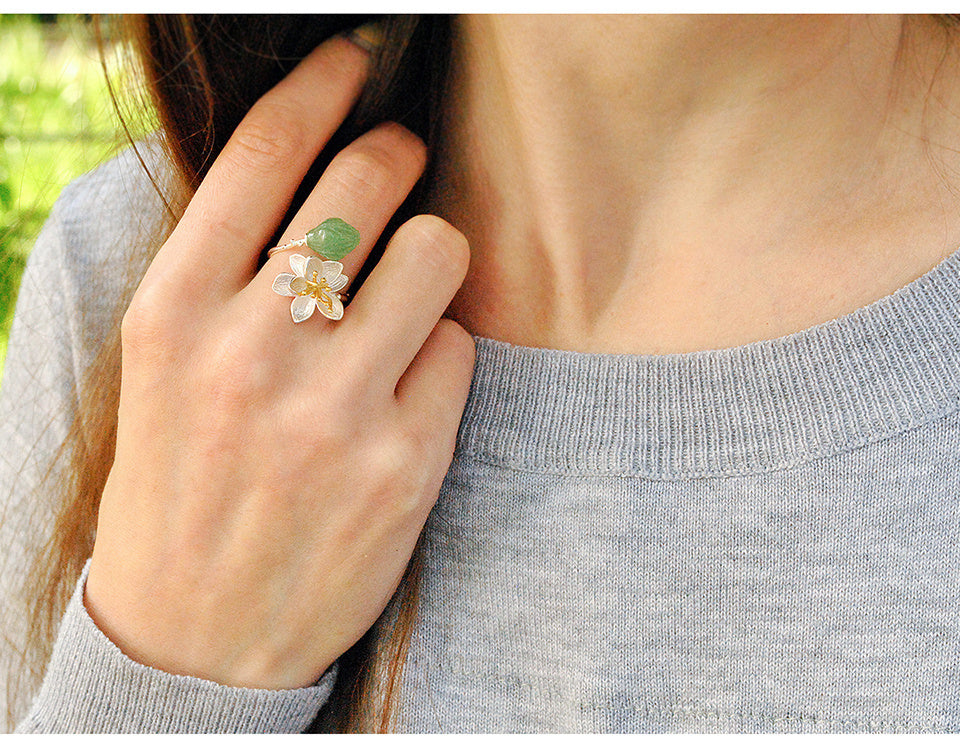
[3,148,960,733]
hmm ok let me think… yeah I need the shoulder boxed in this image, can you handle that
[26,140,176,355]
[1,139,177,431]
[2,137,176,451]
[49,138,174,272]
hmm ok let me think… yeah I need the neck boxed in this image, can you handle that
[428,15,960,354]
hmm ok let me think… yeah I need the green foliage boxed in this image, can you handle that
[0,15,125,376]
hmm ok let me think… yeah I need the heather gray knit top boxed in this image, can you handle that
[3,149,960,733]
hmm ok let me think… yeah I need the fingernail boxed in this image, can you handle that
[346,21,384,54]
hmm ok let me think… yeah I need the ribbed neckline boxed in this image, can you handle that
[456,248,960,479]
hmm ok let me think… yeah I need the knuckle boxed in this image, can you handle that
[395,215,470,279]
[354,122,427,173]
[121,288,177,360]
[229,100,310,173]
[198,327,270,410]
[434,318,477,363]
[370,430,416,481]
[326,145,400,196]
[396,421,431,467]
[366,434,426,513]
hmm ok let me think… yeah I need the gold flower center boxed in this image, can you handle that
[296,270,335,313]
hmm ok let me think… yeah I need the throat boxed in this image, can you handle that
[445,234,956,355]
[428,15,960,354]
[433,135,960,355]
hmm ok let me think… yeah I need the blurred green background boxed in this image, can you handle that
[0,14,125,380]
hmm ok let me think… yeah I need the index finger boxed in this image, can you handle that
[147,35,372,302]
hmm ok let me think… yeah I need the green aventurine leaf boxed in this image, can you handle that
[305,218,361,261]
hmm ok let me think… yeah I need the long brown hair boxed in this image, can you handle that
[10,13,454,733]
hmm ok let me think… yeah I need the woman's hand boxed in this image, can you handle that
[84,34,475,690]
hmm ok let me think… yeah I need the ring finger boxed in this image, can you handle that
[244,121,427,324]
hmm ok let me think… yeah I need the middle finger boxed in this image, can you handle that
[151,37,372,302]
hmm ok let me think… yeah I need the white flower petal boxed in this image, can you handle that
[304,256,325,280]
[328,272,348,292]
[321,261,344,284]
[291,294,316,323]
[289,254,308,277]
[289,276,308,295]
[318,293,344,321]
[272,273,297,297]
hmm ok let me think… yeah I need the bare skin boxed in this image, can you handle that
[433,15,960,354]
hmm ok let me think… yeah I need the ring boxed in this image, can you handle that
[267,217,360,260]
[269,218,360,323]
[273,254,349,322]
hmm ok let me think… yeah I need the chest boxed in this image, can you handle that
[396,444,960,732]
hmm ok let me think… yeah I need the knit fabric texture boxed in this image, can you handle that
[2,149,960,732]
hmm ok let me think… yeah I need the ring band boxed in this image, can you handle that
[269,218,360,323]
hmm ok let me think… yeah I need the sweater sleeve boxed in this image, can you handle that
[15,562,335,733]
[1,148,336,732]
[0,190,82,730]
